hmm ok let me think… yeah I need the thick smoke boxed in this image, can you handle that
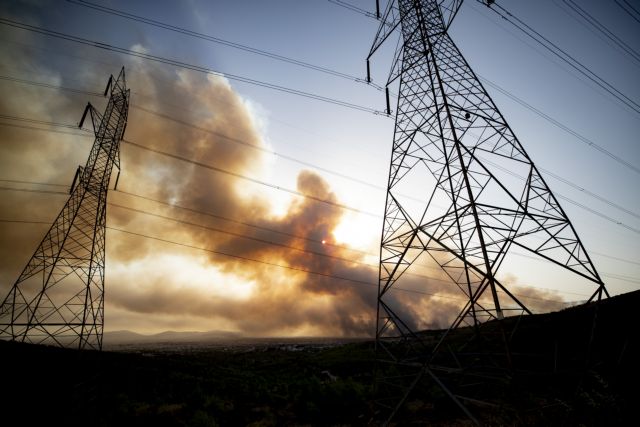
[0,21,568,337]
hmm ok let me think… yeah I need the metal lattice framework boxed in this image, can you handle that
[0,68,129,350]
[368,0,609,421]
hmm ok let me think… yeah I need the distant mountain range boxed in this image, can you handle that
[103,329,241,344]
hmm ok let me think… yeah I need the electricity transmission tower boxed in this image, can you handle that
[0,67,129,350]
[367,0,608,422]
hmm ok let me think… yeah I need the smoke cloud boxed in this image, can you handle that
[0,11,568,338]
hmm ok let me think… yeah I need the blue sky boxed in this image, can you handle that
[0,0,638,335]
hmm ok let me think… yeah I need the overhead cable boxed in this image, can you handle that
[482,1,640,115]
[67,0,384,90]
[0,17,384,115]
[1,110,638,231]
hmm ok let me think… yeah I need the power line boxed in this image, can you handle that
[0,218,464,301]
[131,104,386,192]
[0,121,90,138]
[110,201,519,291]
[1,70,389,182]
[0,75,103,96]
[622,0,640,16]
[111,188,640,289]
[6,74,639,227]
[106,203,595,301]
[560,0,640,65]
[134,104,640,221]
[9,70,639,205]
[121,137,380,218]
[0,113,83,131]
[0,217,573,305]
[590,251,640,267]
[327,0,378,19]
[0,17,384,115]
[0,179,67,188]
[0,180,588,301]
[112,188,372,257]
[110,189,637,294]
[0,186,67,195]
[482,1,640,115]
[476,155,640,234]
[3,180,630,298]
[478,75,640,175]
[0,181,607,301]
[0,178,375,258]
[2,109,638,234]
[615,0,640,23]
[108,201,379,270]
[327,3,640,174]
[0,113,378,218]
[123,137,640,234]
[5,178,637,270]
[0,111,382,217]
[66,0,384,91]
[510,250,640,286]
[537,165,640,220]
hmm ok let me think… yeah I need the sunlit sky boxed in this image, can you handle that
[0,0,638,336]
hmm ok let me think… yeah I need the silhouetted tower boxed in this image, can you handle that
[367,0,608,421]
[0,68,129,350]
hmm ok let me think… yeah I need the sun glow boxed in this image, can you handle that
[111,253,257,300]
[332,213,379,252]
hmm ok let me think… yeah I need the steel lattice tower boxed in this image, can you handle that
[0,68,129,350]
[367,0,609,421]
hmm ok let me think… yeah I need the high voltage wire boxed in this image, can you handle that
[108,201,380,271]
[112,189,372,258]
[615,0,640,24]
[327,0,378,19]
[1,183,632,296]
[104,202,602,299]
[0,116,377,217]
[483,1,640,116]
[131,105,386,192]
[478,76,640,175]
[0,121,89,138]
[71,186,640,269]
[108,201,507,291]
[0,178,372,257]
[121,138,380,218]
[321,5,640,175]
[0,217,467,302]
[0,179,68,187]
[0,113,82,131]
[510,250,640,286]
[0,75,103,97]
[0,179,640,292]
[133,105,640,221]
[107,189,640,287]
[560,0,640,65]
[0,17,385,115]
[476,155,640,234]
[1,109,639,232]
[66,0,385,91]
[5,72,639,216]
[0,216,577,305]
[4,177,637,271]
[117,189,368,254]
[0,186,67,196]
[0,112,381,217]
[2,9,636,183]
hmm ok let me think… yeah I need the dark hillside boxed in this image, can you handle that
[1,290,638,426]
